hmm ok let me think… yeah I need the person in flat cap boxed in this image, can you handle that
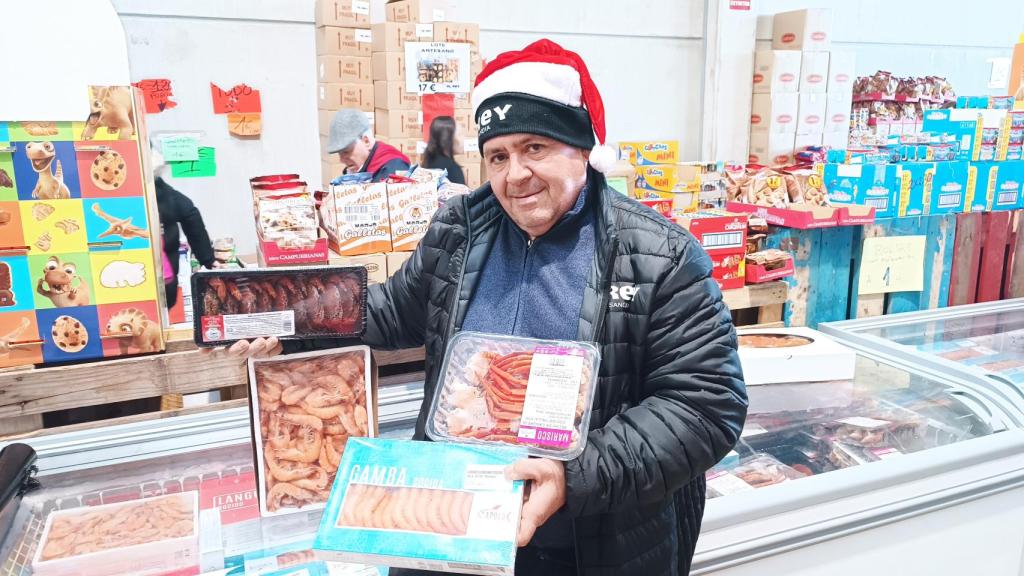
[235,39,746,576]
[327,108,410,182]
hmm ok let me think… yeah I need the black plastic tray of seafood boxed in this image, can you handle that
[191,266,367,347]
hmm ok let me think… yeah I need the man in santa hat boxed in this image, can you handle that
[234,39,746,575]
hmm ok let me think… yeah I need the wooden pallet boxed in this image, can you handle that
[765,215,958,327]
[0,282,787,439]
[950,209,1024,305]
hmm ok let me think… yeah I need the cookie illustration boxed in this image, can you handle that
[32,203,55,221]
[0,210,10,225]
[91,150,127,190]
[52,315,89,353]
[0,168,12,188]
[20,121,58,136]
[55,219,80,234]
[35,233,52,252]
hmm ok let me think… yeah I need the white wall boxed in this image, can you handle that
[753,0,1024,95]
[109,0,705,254]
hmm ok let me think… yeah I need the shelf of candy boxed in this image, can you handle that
[852,72,956,104]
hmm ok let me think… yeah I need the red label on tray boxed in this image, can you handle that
[201,315,225,343]
[200,472,259,526]
[260,237,329,266]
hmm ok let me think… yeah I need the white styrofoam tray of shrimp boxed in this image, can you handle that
[32,491,199,576]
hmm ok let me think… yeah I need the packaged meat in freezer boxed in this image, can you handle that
[32,492,199,576]
[427,332,601,460]
[705,454,807,498]
[314,437,527,575]
[192,266,367,347]
[250,346,376,517]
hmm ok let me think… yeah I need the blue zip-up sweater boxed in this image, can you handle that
[462,184,595,341]
[461,183,594,553]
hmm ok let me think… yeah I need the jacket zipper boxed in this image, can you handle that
[443,194,473,345]
[589,235,619,341]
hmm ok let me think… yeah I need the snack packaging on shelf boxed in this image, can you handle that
[427,332,601,460]
[726,167,841,228]
[32,492,199,576]
[676,211,748,290]
[321,173,393,256]
[745,249,795,283]
[618,140,680,165]
[387,175,439,252]
[737,327,857,385]
[314,437,526,575]
[706,454,807,498]
[249,176,330,266]
[191,266,367,347]
[249,346,376,517]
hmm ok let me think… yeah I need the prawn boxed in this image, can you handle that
[265,445,317,481]
[275,424,322,463]
[267,482,318,512]
[339,404,364,436]
[281,383,315,405]
[293,467,331,492]
[279,411,323,430]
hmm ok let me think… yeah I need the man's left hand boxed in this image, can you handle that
[505,458,567,547]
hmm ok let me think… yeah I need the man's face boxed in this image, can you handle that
[337,136,371,171]
[483,134,588,239]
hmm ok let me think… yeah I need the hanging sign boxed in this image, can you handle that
[404,42,472,95]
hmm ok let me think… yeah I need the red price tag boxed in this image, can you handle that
[210,83,262,114]
[131,78,178,113]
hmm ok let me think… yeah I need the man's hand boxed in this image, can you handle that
[505,458,567,547]
[198,337,283,359]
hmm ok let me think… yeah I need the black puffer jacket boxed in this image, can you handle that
[364,170,747,575]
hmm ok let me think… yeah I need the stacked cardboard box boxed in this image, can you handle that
[750,9,855,165]
[317,0,373,189]
[375,0,484,189]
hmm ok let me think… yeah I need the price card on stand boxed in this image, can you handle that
[857,235,926,294]
[404,42,471,94]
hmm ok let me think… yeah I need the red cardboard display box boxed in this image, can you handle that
[257,235,330,267]
[746,255,795,283]
[677,211,748,290]
[726,201,838,229]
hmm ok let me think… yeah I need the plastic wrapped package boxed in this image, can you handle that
[32,492,199,576]
[706,454,807,498]
[192,266,367,346]
[249,346,375,516]
[427,332,601,460]
[314,438,527,575]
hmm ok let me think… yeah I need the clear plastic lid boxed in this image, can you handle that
[426,331,601,460]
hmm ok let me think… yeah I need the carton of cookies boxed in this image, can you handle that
[32,492,199,576]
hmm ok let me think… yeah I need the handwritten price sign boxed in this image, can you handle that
[169,147,217,178]
[857,235,926,295]
[210,83,261,114]
[132,79,178,113]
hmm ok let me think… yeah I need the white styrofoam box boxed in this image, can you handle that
[746,378,854,414]
[32,492,200,576]
[828,51,857,93]
[752,50,802,94]
[825,91,854,133]
[772,9,833,51]
[799,51,829,93]
[737,327,857,385]
[822,130,850,150]
[797,93,827,135]
[748,131,795,166]
[750,92,799,134]
[794,133,823,153]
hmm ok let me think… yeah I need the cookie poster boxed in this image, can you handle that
[0,86,163,367]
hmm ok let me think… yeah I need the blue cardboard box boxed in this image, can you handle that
[897,162,933,217]
[922,109,979,161]
[823,162,899,219]
[968,162,998,212]
[314,438,526,575]
[928,161,969,214]
[993,161,1024,210]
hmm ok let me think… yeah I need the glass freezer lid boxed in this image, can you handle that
[706,354,1009,499]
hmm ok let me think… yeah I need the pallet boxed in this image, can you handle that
[950,210,1024,305]
[765,215,958,327]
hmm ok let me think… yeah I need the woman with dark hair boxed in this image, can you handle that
[420,115,466,185]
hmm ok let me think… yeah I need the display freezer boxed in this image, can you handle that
[3,347,1024,575]
[821,298,1024,414]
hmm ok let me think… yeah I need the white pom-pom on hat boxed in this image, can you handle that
[588,144,618,173]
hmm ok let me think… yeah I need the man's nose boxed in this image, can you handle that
[506,154,531,185]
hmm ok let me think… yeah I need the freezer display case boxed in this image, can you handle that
[692,347,1024,575]
[820,299,1024,414]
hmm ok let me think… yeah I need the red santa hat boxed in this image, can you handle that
[471,39,617,172]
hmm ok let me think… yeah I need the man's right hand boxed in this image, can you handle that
[198,337,283,359]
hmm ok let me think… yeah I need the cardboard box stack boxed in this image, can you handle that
[750,9,854,165]
[316,0,373,189]
[375,0,484,189]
